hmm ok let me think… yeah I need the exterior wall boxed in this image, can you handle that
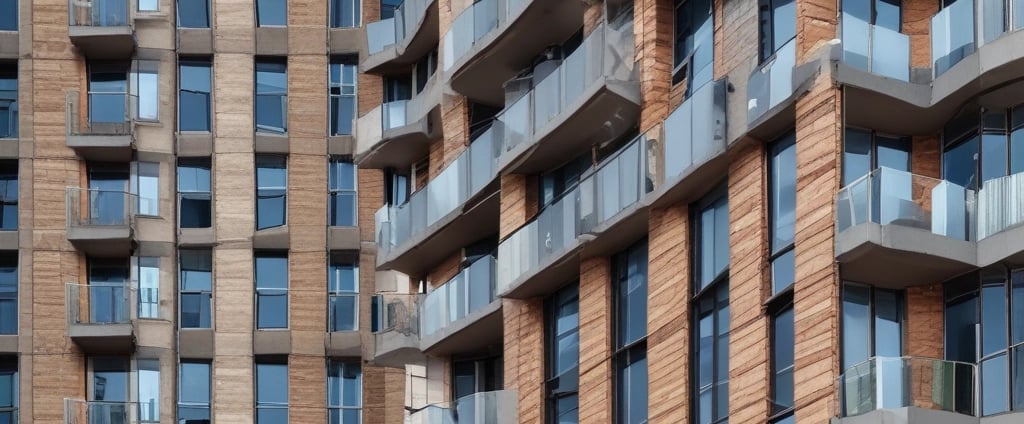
[502,297,544,424]
[647,204,690,424]
[578,257,612,424]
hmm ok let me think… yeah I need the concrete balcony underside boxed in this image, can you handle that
[420,300,502,356]
[832,407,1024,424]
[836,222,1024,288]
[67,226,134,257]
[447,1,584,106]
[356,115,436,168]
[377,186,500,277]
[68,26,136,58]
[498,80,641,175]
[66,134,133,161]
[362,1,439,74]
[372,331,423,368]
[837,30,1024,135]
[68,323,134,354]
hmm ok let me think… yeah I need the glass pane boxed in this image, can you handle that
[944,291,978,363]
[255,255,288,290]
[330,192,356,226]
[179,362,211,405]
[770,135,796,253]
[981,273,1007,357]
[330,96,355,136]
[982,133,1008,183]
[330,295,356,331]
[137,257,159,319]
[843,128,871,186]
[876,136,910,173]
[1013,271,1024,345]
[256,0,286,25]
[92,358,129,402]
[137,359,160,422]
[177,0,210,27]
[257,408,288,424]
[842,283,870,369]
[555,395,578,424]
[180,196,212,228]
[982,355,1008,416]
[180,292,212,328]
[944,136,979,189]
[1012,128,1024,174]
[179,91,211,132]
[771,249,795,294]
[874,289,902,357]
[329,263,357,293]
[772,307,794,409]
[772,0,796,51]
[179,251,212,291]
[256,363,288,404]
[257,194,286,229]
[0,1,15,31]
[137,162,159,216]
[257,293,288,329]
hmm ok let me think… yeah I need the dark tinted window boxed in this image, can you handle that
[329,159,357,226]
[0,253,14,335]
[769,132,796,294]
[177,0,209,27]
[256,155,287,230]
[330,0,360,27]
[178,158,211,229]
[179,249,212,329]
[0,65,17,139]
[0,1,15,31]
[256,0,286,26]
[179,60,212,131]
[613,240,648,424]
[0,161,16,230]
[546,282,579,424]
[255,61,287,134]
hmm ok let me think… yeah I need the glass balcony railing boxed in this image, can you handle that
[409,390,518,424]
[835,167,974,241]
[660,79,727,183]
[838,357,976,418]
[66,282,134,326]
[69,0,130,27]
[977,171,1024,239]
[420,255,495,338]
[67,188,137,229]
[841,13,910,81]
[366,0,432,55]
[497,20,635,156]
[374,127,501,258]
[354,75,441,159]
[497,133,652,294]
[442,0,525,71]
[66,91,134,138]
[371,293,421,337]
[408,405,456,424]
[931,0,976,77]
[64,399,148,424]
[747,38,796,125]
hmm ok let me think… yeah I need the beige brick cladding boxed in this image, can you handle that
[502,297,545,424]
[578,257,612,424]
[647,204,690,423]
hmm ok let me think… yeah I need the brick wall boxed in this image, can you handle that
[635,0,672,131]
[578,257,612,424]
[646,204,690,423]
[903,0,939,69]
[502,297,545,424]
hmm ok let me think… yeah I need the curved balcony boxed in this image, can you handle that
[363,0,439,73]
[370,293,424,368]
[495,20,640,175]
[836,0,1024,136]
[419,255,501,355]
[409,390,518,424]
[836,357,976,423]
[374,128,501,276]
[66,188,136,257]
[354,75,442,169]
[68,0,136,58]
[746,38,820,140]
[442,0,584,105]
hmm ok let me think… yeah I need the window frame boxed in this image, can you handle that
[611,240,648,424]
[767,293,795,422]
[671,0,714,88]
[255,154,288,230]
[254,60,288,134]
[757,0,796,64]
[327,361,362,423]
[177,58,213,132]
[176,0,211,28]
[255,252,289,330]
[178,248,213,329]
[255,360,289,423]
[545,281,580,424]
[328,158,358,227]
[328,253,359,332]
[0,356,16,420]
[690,185,730,424]
[329,0,361,28]
[0,252,15,335]
[178,360,212,423]
[255,0,287,27]
[177,157,212,229]
[329,58,358,136]
[768,131,796,296]
[0,64,18,139]
[136,256,159,320]
[0,160,17,230]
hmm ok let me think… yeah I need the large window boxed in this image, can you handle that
[0,65,17,138]
[839,282,904,415]
[88,63,130,126]
[88,258,130,324]
[943,105,1024,190]
[138,359,160,423]
[0,1,15,31]
[757,0,796,62]
[179,59,212,132]
[330,59,357,136]
[179,249,213,329]
[452,356,502,401]
[137,256,159,319]
[692,187,729,424]
[131,60,159,122]
[0,161,16,230]
[256,360,288,423]
[769,297,794,424]
[177,0,210,27]
[87,165,129,225]
[136,161,159,216]
[90,357,129,403]
[256,155,287,230]
[179,361,211,423]
[546,282,579,424]
[328,361,361,424]
[842,128,910,186]
[380,0,402,19]
[256,252,288,329]
[613,240,648,424]
[329,159,357,227]
[328,253,358,332]
[330,0,360,27]
[256,0,286,26]
[178,158,212,229]
[841,0,900,34]
[0,357,15,423]
[255,61,287,134]
[0,253,15,335]
[673,0,713,89]
[945,267,1024,415]
[769,132,796,295]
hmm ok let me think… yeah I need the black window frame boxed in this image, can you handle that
[0,160,17,231]
[177,157,212,229]
[0,63,18,139]
[941,104,1024,190]
[255,154,287,230]
[545,281,580,424]
[329,0,360,28]
[672,0,714,88]
[612,239,648,424]
[0,252,15,335]
[757,0,796,64]
[179,248,213,329]
[178,58,212,132]
[768,131,796,296]
[768,292,795,423]
[691,184,730,424]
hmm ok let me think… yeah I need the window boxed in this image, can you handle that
[87,165,130,226]
[179,249,212,329]
[546,282,579,424]
[131,60,159,121]
[673,0,713,88]
[380,0,401,19]
[0,357,15,423]
[539,154,588,210]
[178,158,212,229]
[944,267,1024,416]
[328,361,361,424]
[0,161,16,230]
[0,253,14,335]
[138,0,158,12]
[179,59,212,132]
[328,253,358,332]
[841,0,900,36]
[384,75,412,104]
[256,0,286,26]
[758,0,796,62]
[0,0,15,31]
[137,257,159,319]
[256,361,288,423]
[842,128,910,186]
[0,65,17,138]
[255,61,287,134]
[769,297,794,423]
[613,240,648,424]
[452,356,502,400]
[943,105,1024,190]
[255,252,288,329]
[384,168,409,207]
[137,359,160,423]
[330,0,360,27]
[768,132,796,295]
[329,159,357,227]
[414,49,438,94]
[329,59,357,136]
[177,0,210,27]
[692,187,729,424]
[256,155,287,230]
[839,282,904,416]
[179,361,211,423]
[90,357,130,403]
[88,63,129,125]
[135,161,159,216]
[88,258,130,324]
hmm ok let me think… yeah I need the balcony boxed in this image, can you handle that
[66,188,136,257]
[354,75,442,169]
[840,13,910,82]
[835,357,976,424]
[64,399,153,424]
[746,38,817,139]
[369,293,423,368]
[65,91,134,162]
[835,168,976,288]
[442,0,584,105]
[68,0,136,58]
[498,133,653,299]
[363,0,439,73]
[976,172,1024,265]
[374,127,501,276]
[495,20,640,175]
[419,255,501,355]
[66,283,135,353]
[409,390,519,424]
